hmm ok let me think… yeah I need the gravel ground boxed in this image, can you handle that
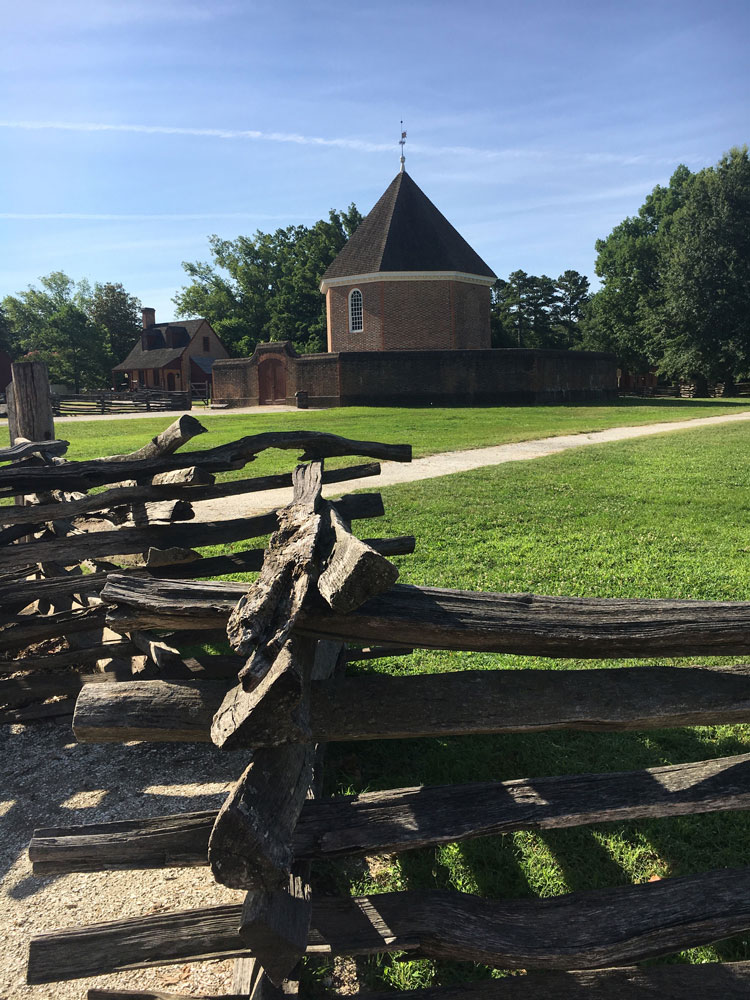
[1,719,250,999]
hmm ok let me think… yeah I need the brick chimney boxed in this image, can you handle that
[142,307,156,329]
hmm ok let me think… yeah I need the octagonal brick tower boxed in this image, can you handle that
[320,169,497,352]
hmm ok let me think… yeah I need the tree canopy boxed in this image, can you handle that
[491,270,590,349]
[173,205,363,357]
[1,274,141,389]
[582,147,750,384]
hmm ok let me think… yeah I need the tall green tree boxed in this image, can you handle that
[492,270,534,347]
[653,147,750,386]
[90,282,142,363]
[492,270,590,349]
[0,305,17,358]
[554,270,590,347]
[587,149,750,388]
[174,205,363,356]
[2,272,111,388]
[45,304,107,392]
[582,163,694,370]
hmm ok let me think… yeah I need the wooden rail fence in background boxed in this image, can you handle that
[51,388,192,415]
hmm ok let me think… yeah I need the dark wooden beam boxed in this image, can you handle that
[0,461,382,529]
[0,605,109,654]
[72,665,750,745]
[0,430,410,494]
[0,439,68,463]
[0,492,384,572]
[0,639,134,674]
[30,752,750,874]
[88,577,750,658]
[26,867,750,983]
[352,963,750,1000]
[150,535,414,581]
[87,991,248,1000]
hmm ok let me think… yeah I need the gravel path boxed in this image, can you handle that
[3,407,750,998]
[1,722,248,999]
[191,409,750,520]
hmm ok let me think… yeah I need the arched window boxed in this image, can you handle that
[348,289,363,333]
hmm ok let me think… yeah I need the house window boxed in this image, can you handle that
[349,289,363,333]
[138,370,146,387]
[202,336,210,352]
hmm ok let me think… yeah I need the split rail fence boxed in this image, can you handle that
[0,413,408,723]
[4,368,750,996]
[52,388,192,416]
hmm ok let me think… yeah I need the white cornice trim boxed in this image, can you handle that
[320,270,496,293]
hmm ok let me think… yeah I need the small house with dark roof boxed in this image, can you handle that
[113,308,229,393]
[212,165,617,408]
[320,168,496,352]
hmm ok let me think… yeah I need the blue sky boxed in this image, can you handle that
[2,0,748,321]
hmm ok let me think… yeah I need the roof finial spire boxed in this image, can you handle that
[399,121,406,172]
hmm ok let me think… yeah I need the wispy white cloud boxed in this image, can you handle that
[0,212,314,221]
[0,120,394,154]
[0,119,690,168]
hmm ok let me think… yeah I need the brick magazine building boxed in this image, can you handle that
[213,167,616,406]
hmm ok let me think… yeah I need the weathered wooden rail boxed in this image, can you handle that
[1,376,410,722]
[26,868,750,983]
[8,366,750,997]
[29,752,750,874]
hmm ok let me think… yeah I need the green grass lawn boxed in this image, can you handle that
[32,397,750,480]
[301,421,750,991]
[13,401,750,986]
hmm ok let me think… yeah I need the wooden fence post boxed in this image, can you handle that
[7,361,55,445]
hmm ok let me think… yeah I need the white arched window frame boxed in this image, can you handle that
[348,288,363,333]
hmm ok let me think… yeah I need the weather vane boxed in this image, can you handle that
[399,121,407,172]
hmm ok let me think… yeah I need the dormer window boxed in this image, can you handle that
[348,289,363,333]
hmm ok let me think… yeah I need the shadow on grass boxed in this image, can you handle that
[324,720,750,990]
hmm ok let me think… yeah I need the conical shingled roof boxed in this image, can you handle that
[321,170,496,282]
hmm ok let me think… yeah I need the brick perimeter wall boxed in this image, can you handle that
[212,358,259,406]
[337,349,617,405]
[294,354,340,406]
[213,346,617,408]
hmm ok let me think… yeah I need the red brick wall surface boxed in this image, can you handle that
[327,279,491,352]
[212,359,258,405]
[452,282,491,349]
[327,284,383,352]
[213,344,340,407]
[380,280,452,350]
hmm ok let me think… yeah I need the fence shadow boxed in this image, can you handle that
[325,716,750,989]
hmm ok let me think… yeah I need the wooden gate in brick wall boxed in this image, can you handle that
[258,357,287,404]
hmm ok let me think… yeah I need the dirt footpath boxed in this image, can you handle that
[191,409,750,520]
